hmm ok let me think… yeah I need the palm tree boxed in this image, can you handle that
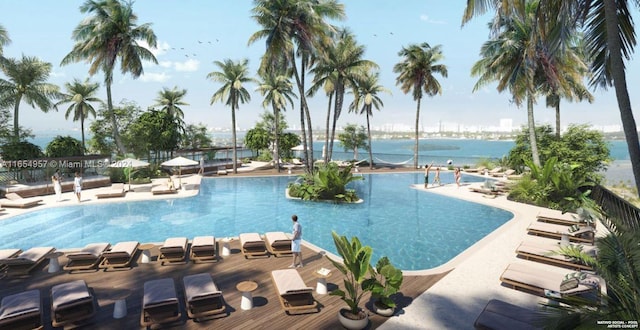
[207,58,253,174]
[349,71,390,169]
[256,71,297,172]
[463,0,640,197]
[0,55,59,141]
[54,79,101,152]
[61,0,158,155]
[153,86,188,134]
[249,0,345,173]
[310,28,377,162]
[0,23,10,65]
[393,43,448,169]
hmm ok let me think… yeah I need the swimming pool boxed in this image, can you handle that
[0,173,512,270]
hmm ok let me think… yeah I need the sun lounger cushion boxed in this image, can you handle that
[0,249,21,260]
[240,233,264,247]
[0,289,40,323]
[272,269,313,296]
[183,273,221,302]
[104,241,138,257]
[265,232,290,245]
[191,236,215,251]
[68,243,110,260]
[501,263,599,295]
[160,237,188,253]
[51,280,93,311]
[2,247,54,265]
[143,279,178,308]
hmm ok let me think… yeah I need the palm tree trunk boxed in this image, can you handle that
[414,96,421,169]
[555,102,561,138]
[324,92,333,164]
[527,95,541,166]
[366,108,373,170]
[273,101,280,173]
[231,104,238,174]
[80,112,86,155]
[301,58,314,172]
[604,0,640,197]
[106,83,126,154]
[291,56,312,173]
[329,79,344,162]
[12,95,22,141]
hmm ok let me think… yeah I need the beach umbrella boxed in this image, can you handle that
[109,158,150,190]
[161,156,198,188]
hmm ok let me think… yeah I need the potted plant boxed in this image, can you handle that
[326,231,372,330]
[366,256,403,316]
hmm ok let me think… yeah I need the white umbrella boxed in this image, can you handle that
[109,158,150,190]
[161,156,198,188]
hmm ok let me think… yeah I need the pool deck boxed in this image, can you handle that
[0,164,604,329]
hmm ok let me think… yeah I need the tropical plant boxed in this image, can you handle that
[88,100,143,155]
[393,42,448,169]
[326,231,373,320]
[127,110,180,162]
[244,126,271,158]
[55,78,101,152]
[463,0,640,197]
[256,71,296,170]
[288,163,363,202]
[349,71,389,169]
[207,58,253,174]
[309,28,377,162]
[180,123,212,150]
[61,0,158,154]
[153,86,188,134]
[338,124,368,161]
[249,0,345,173]
[365,256,403,310]
[0,55,59,141]
[45,136,84,157]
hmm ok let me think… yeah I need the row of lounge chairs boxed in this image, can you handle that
[240,232,293,258]
[0,247,55,278]
[0,279,95,329]
[474,210,602,329]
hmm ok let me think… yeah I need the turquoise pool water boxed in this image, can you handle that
[0,173,512,270]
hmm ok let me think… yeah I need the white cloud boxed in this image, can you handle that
[159,60,173,68]
[174,59,200,72]
[419,14,446,25]
[140,72,171,82]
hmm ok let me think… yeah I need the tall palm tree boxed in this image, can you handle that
[349,71,390,169]
[207,58,253,174]
[463,0,640,197]
[393,43,448,169]
[153,86,188,134]
[256,71,297,172]
[61,0,158,155]
[0,55,59,141]
[54,79,101,152]
[0,24,10,65]
[249,0,345,173]
[310,28,377,162]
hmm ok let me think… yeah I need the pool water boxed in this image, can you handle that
[0,173,512,270]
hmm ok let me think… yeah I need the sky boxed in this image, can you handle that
[0,0,638,135]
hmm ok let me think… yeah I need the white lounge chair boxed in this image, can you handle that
[516,237,595,270]
[500,262,601,297]
[271,269,318,315]
[189,236,217,263]
[158,237,188,265]
[0,193,43,208]
[239,233,268,259]
[527,222,596,244]
[1,246,55,277]
[63,243,111,272]
[265,232,292,257]
[183,273,226,320]
[51,280,96,328]
[99,241,139,271]
[140,278,182,327]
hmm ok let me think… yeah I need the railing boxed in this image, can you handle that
[590,184,640,231]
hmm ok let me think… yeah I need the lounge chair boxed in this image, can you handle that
[265,232,292,257]
[0,248,22,273]
[140,278,182,328]
[536,210,593,227]
[189,236,217,263]
[0,289,42,330]
[239,233,269,259]
[487,167,503,175]
[63,243,111,272]
[183,273,226,320]
[217,166,228,175]
[0,193,43,208]
[95,183,126,199]
[527,222,596,244]
[98,241,139,271]
[1,246,55,277]
[516,237,595,270]
[463,166,486,173]
[500,262,601,297]
[51,280,96,328]
[474,299,543,330]
[271,269,318,315]
[151,182,177,195]
[158,237,188,265]
[491,169,515,177]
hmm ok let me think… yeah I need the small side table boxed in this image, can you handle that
[236,281,258,310]
[139,243,155,263]
[221,238,233,257]
[111,289,131,319]
[46,251,64,273]
[314,269,332,294]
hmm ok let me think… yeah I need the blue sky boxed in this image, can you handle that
[0,0,638,134]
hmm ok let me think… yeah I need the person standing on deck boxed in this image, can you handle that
[289,214,303,268]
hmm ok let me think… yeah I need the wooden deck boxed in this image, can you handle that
[0,242,448,329]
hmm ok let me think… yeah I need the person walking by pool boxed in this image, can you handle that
[290,214,303,268]
[424,163,433,188]
[433,166,441,186]
[52,169,62,201]
[73,171,83,202]
[198,158,204,175]
[454,167,461,187]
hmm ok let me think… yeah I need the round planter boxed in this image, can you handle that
[372,301,395,317]
[337,308,369,330]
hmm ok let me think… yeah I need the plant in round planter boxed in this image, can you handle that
[326,231,372,330]
[367,256,403,316]
[288,163,363,202]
